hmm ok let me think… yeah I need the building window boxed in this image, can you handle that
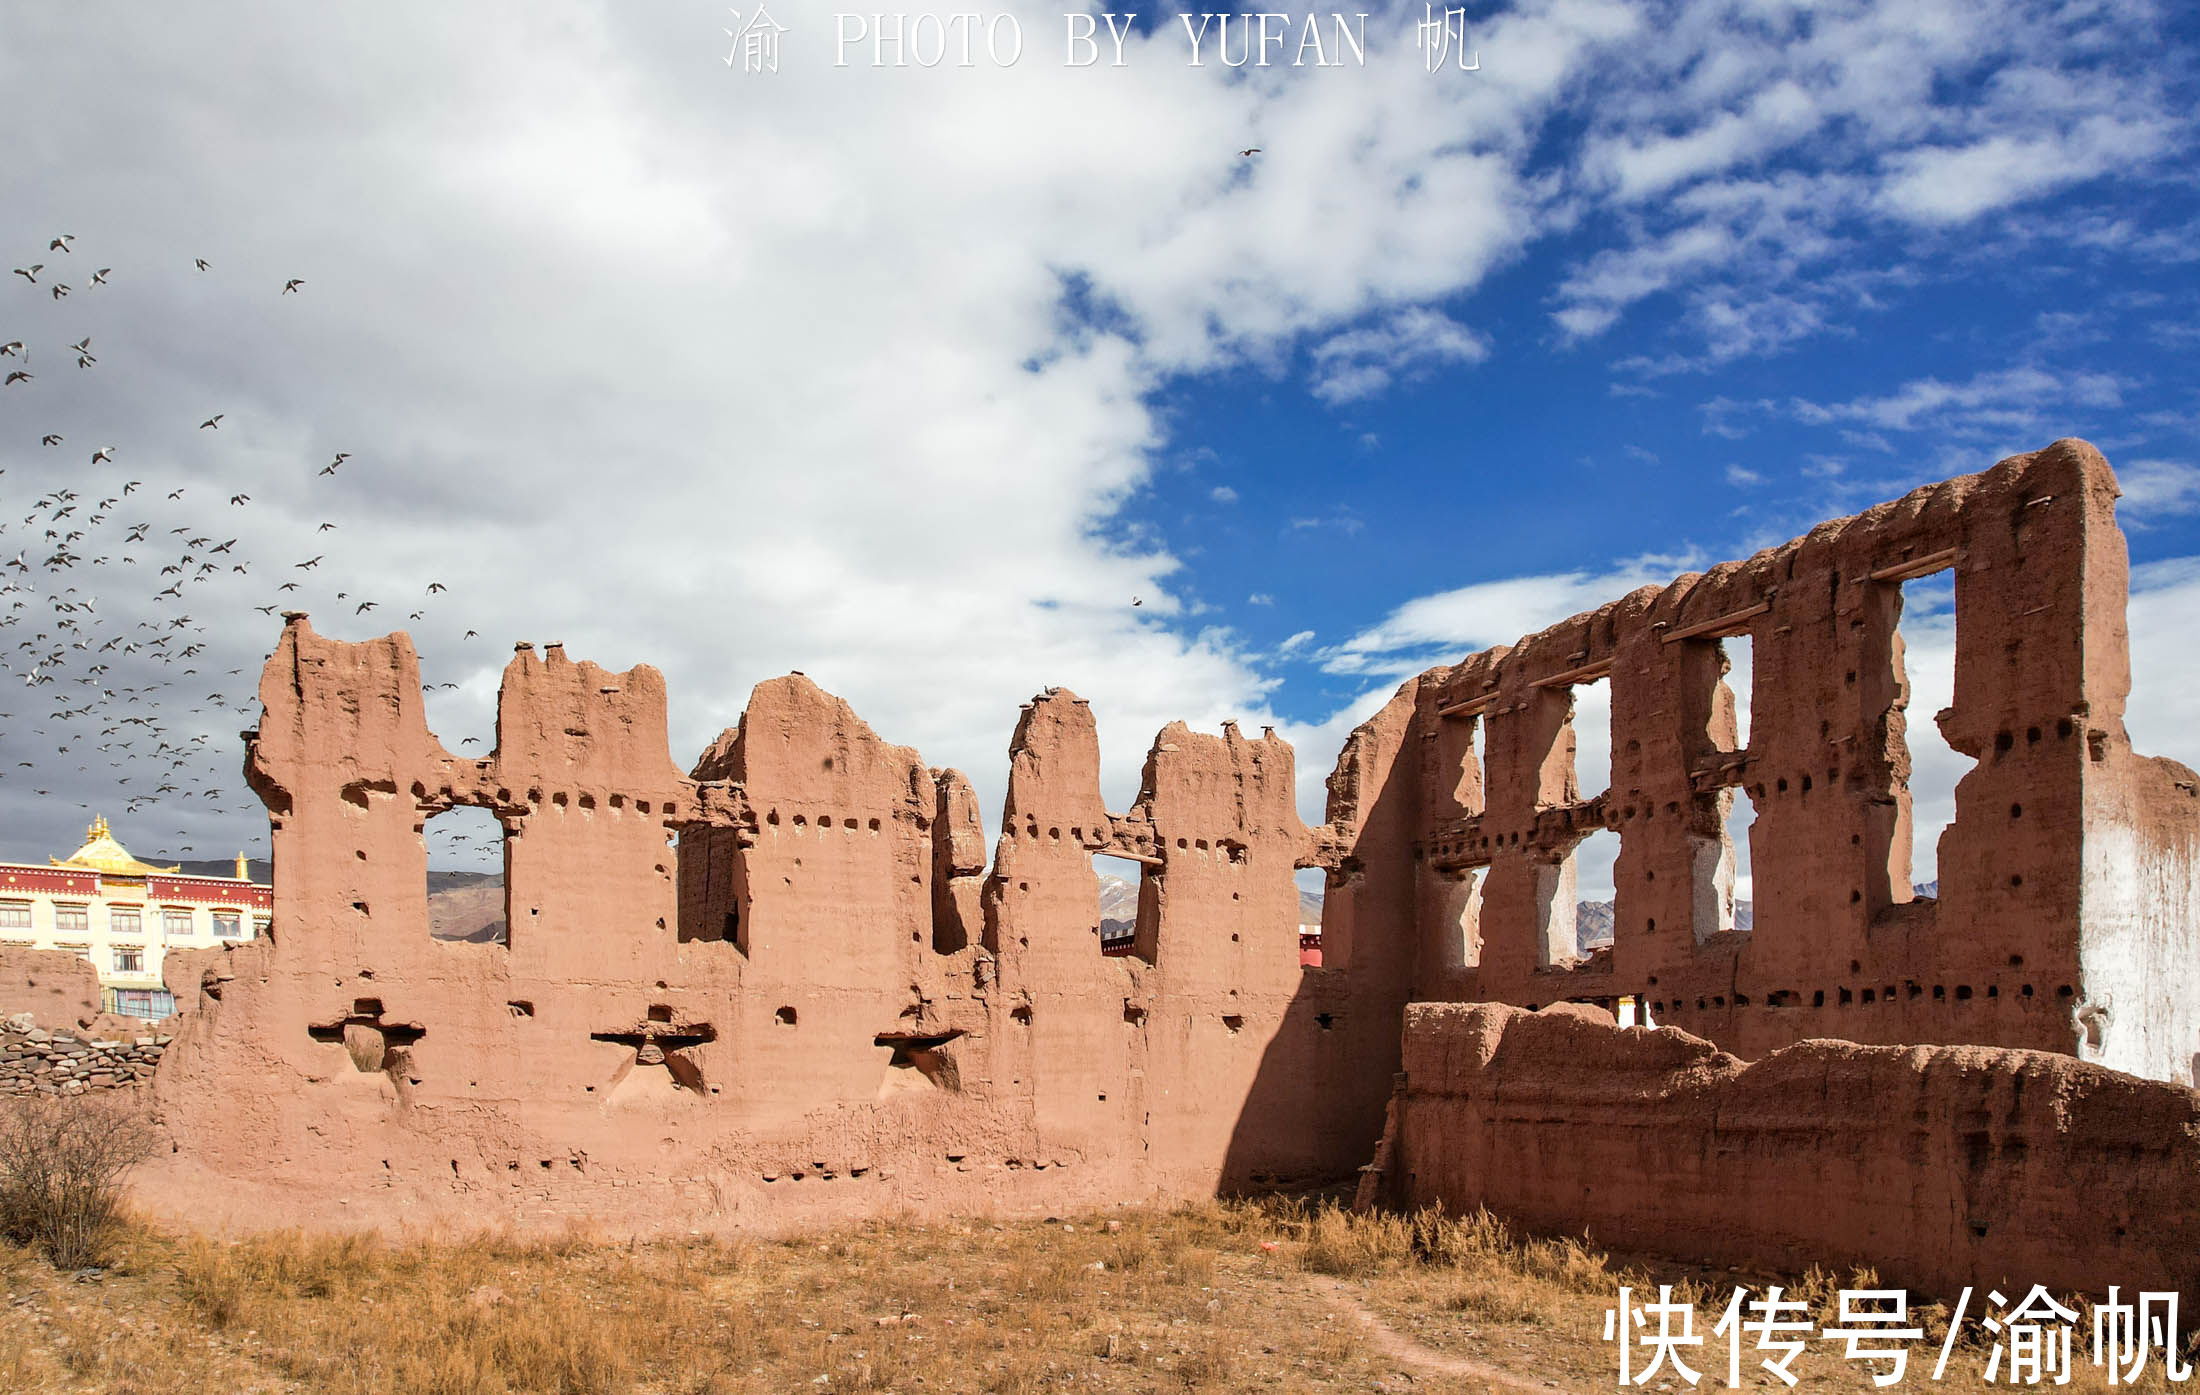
[110,906,144,935]
[251,917,269,939]
[0,901,30,932]
[212,911,242,940]
[112,945,144,975]
[105,987,175,1020]
[162,908,195,938]
[55,903,90,933]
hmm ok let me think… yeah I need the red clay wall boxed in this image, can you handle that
[1375,1002,2200,1301]
[144,632,1406,1232]
[133,437,2196,1234]
[1323,440,2200,1083]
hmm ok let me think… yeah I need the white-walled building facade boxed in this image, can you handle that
[0,817,270,1018]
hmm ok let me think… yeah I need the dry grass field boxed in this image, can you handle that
[0,1197,2185,1394]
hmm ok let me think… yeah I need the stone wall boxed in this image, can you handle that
[1324,439,2200,1082]
[1368,1002,2200,1301]
[2,1012,169,1096]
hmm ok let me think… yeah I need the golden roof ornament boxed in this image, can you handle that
[52,814,181,877]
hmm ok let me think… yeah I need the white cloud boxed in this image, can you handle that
[1318,555,1693,676]
[1308,307,1490,405]
[1209,485,1238,503]
[1725,463,1764,487]
[1551,2,2186,357]
[1877,115,2171,227]
[2127,559,2200,774]
[1276,629,1315,657]
[0,1,1644,855]
[1790,366,2125,437]
[2116,459,2200,519]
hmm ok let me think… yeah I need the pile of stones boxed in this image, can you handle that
[1,1013,168,1094]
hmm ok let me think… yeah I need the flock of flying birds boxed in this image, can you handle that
[2,234,501,867]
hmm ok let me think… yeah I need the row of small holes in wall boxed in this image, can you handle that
[764,811,885,833]
[762,1164,877,1182]
[762,1155,1084,1183]
[1003,823,1250,866]
[542,792,675,816]
[1993,719,2086,758]
[437,1158,586,1177]
[1652,984,2072,1015]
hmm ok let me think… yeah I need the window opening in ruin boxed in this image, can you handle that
[1443,866,1486,971]
[675,825,748,952]
[1092,853,1146,959]
[1572,675,1612,800]
[1708,633,1755,938]
[1896,576,1961,900]
[424,804,508,946]
[1540,826,1616,966]
[1295,866,1327,970]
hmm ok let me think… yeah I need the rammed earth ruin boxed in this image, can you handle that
[138,439,2200,1293]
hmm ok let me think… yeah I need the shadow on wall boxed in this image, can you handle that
[1217,687,1423,1194]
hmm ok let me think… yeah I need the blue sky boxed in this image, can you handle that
[1,1,2195,890]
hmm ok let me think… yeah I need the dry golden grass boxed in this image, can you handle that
[0,1199,2186,1393]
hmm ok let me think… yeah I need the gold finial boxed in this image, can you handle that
[89,814,110,840]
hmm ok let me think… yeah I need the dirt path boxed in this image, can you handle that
[1308,1276,1575,1393]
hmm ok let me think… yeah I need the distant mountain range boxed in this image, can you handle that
[1574,881,1939,953]
[172,858,273,881]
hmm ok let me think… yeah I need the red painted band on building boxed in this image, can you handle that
[0,864,103,897]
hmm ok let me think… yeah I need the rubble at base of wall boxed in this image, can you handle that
[1,1014,168,1095]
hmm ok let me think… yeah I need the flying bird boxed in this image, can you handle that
[40,435,60,446]
[3,371,28,387]
[282,278,304,294]
[317,522,335,532]
[50,284,69,300]
[229,494,249,506]
[12,265,40,284]
[200,415,223,430]
[427,583,446,593]
[0,342,20,357]
[294,556,322,570]
[1239,147,1261,157]
[194,258,210,271]
[320,453,349,475]
[48,235,73,253]
[1132,596,1143,606]
[90,447,113,465]
[91,268,110,285]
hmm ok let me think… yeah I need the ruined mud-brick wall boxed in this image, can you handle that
[1325,440,2200,1082]
[143,626,1406,1231]
[1370,1003,2200,1301]
[0,944,108,1030]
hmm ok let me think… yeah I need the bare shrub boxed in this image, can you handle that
[0,1094,158,1268]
